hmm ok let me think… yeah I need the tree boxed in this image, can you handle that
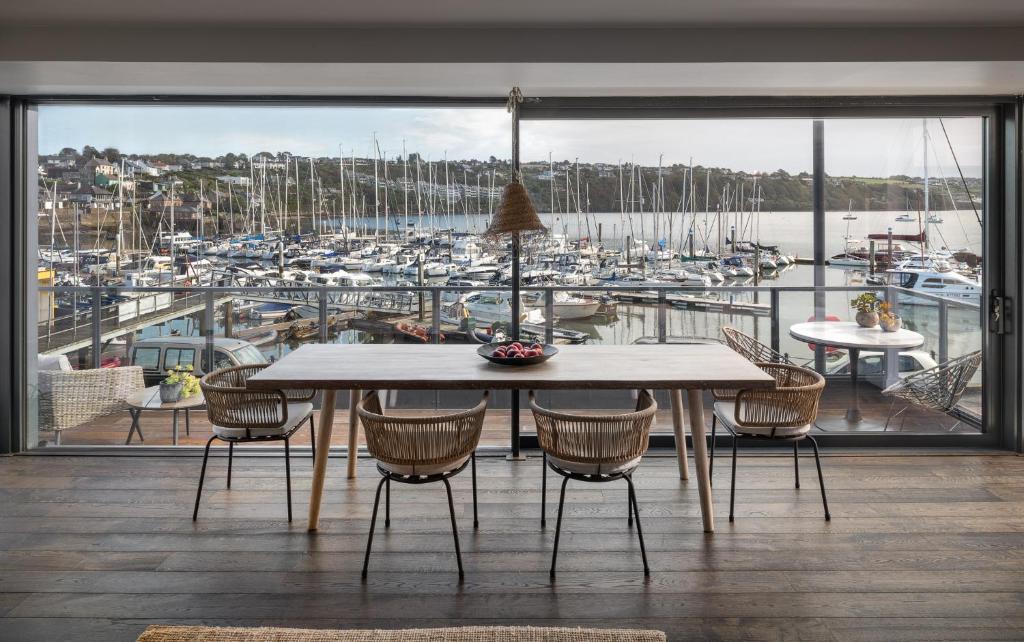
[101,147,121,162]
[82,145,99,159]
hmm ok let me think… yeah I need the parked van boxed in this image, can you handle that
[129,337,267,386]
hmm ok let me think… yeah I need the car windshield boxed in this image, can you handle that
[231,345,267,365]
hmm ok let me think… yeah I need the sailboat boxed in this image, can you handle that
[842,199,857,221]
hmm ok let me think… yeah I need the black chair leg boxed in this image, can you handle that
[626,475,649,576]
[192,436,216,521]
[549,475,569,578]
[808,436,831,521]
[309,416,316,461]
[442,477,464,579]
[384,477,391,528]
[729,434,738,523]
[227,442,233,489]
[362,475,388,578]
[794,441,800,489]
[709,414,717,486]
[471,452,479,529]
[541,452,547,528]
[284,437,292,522]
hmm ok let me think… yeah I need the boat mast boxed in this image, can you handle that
[550,152,556,233]
[294,157,301,236]
[373,134,380,243]
[116,160,125,274]
[342,145,350,241]
[923,118,930,251]
[309,157,316,237]
[403,140,409,239]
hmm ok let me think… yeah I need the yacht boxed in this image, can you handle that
[889,268,981,305]
[443,291,545,326]
[524,291,601,320]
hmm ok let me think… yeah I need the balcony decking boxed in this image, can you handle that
[1,451,1022,641]
[44,382,982,448]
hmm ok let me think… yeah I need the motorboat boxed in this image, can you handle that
[889,268,982,305]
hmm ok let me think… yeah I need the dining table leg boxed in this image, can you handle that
[346,389,360,479]
[669,390,689,480]
[686,389,715,533]
[308,389,337,531]
[846,347,863,422]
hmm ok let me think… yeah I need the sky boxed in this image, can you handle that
[38,105,984,178]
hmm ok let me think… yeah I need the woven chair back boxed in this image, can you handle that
[38,366,145,431]
[732,363,824,429]
[889,350,982,412]
[529,390,658,466]
[357,391,489,469]
[200,365,289,430]
[722,327,791,364]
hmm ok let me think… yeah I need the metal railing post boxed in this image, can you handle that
[91,286,102,369]
[657,289,667,343]
[431,289,441,344]
[770,288,781,353]
[544,288,554,345]
[318,288,329,343]
[938,298,949,364]
[204,291,215,372]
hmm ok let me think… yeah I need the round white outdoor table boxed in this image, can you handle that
[125,386,205,446]
[789,321,924,430]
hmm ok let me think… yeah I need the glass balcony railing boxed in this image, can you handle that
[30,283,983,449]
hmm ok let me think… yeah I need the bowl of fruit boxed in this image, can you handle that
[477,340,558,366]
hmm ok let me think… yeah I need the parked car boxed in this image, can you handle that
[129,337,267,386]
[826,349,938,380]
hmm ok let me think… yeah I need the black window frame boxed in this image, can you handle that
[1,94,1019,454]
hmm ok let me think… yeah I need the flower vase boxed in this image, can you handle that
[879,315,902,332]
[159,382,183,403]
[855,311,879,328]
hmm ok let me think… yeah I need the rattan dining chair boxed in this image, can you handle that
[193,365,316,522]
[357,390,489,579]
[882,350,982,432]
[529,389,658,577]
[713,327,800,483]
[721,326,793,365]
[712,363,830,521]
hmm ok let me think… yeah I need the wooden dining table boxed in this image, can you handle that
[248,343,775,533]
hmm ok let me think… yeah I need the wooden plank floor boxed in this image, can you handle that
[2,452,1023,641]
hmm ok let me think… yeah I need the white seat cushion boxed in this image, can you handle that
[547,454,643,476]
[378,454,471,477]
[212,402,314,440]
[713,401,811,438]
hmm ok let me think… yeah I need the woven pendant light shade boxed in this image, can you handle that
[486,180,546,236]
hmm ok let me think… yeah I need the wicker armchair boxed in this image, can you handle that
[529,389,658,577]
[357,390,489,579]
[882,350,982,431]
[712,363,830,522]
[192,365,316,522]
[38,366,145,445]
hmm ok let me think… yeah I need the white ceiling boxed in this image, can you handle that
[3,61,1024,97]
[4,0,1024,28]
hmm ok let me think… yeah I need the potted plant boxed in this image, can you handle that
[850,292,881,328]
[878,301,902,332]
[160,365,200,403]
